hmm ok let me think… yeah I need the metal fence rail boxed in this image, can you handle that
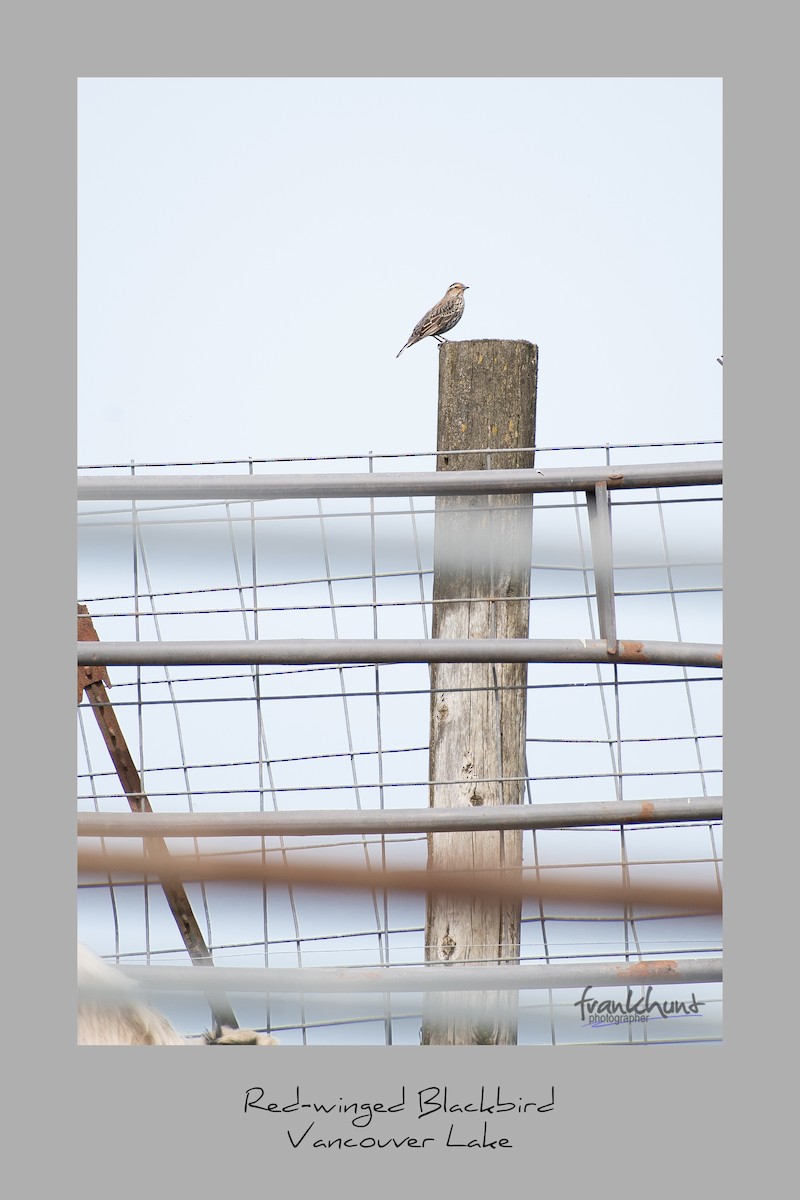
[77,459,722,500]
[79,796,722,837]
[79,637,722,668]
[105,956,723,997]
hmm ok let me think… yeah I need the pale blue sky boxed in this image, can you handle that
[78,77,721,465]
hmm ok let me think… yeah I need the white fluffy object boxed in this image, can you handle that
[77,944,278,1046]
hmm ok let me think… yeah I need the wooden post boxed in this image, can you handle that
[422,340,537,1045]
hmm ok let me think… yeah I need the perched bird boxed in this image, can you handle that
[396,282,468,357]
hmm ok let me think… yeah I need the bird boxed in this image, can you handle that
[396,282,468,357]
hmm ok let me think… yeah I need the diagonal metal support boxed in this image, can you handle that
[586,482,618,654]
[78,603,239,1031]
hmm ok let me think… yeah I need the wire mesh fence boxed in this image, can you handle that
[77,440,722,1045]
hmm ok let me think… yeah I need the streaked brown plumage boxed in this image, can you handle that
[396,282,468,357]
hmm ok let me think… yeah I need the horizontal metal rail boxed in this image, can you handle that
[109,956,722,996]
[78,637,722,668]
[78,796,722,838]
[77,460,723,501]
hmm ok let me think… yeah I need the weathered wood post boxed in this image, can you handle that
[422,339,537,1045]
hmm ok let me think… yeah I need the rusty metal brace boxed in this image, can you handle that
[78,603,238,1032]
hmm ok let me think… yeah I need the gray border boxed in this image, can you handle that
[5,0,787,1191]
